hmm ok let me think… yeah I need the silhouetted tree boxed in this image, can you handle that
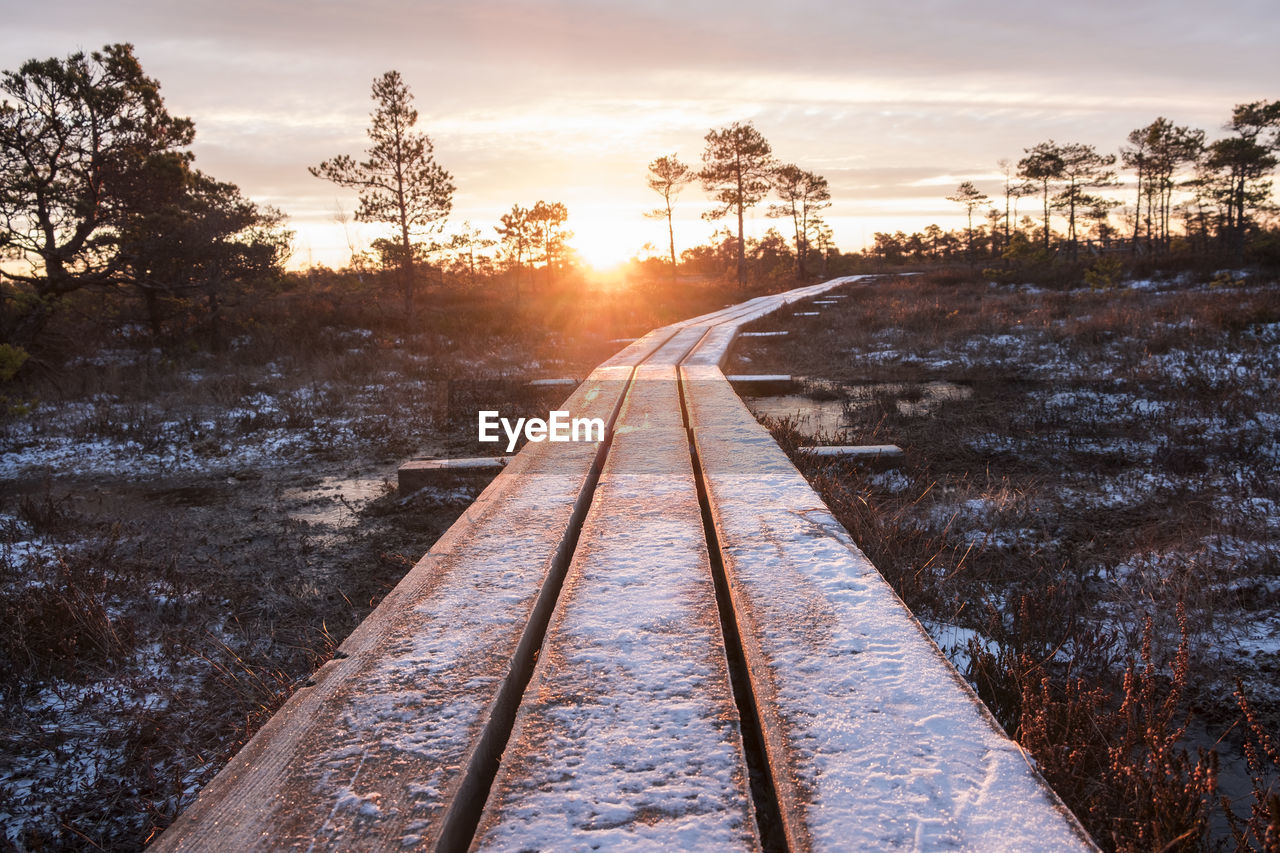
[749,227,794,284]
[769,164,830,280]
[997,158,1035,250]
[1082,196,1121,247]
[117,156,290,346]
[527,200,569,283]
[806,216,835,276]
[310,70,454,316]
[0,44,195,346]
[1018,142,1066,249]
[871,231,910,264]
[1149,124,1205,247]
[644,154,696,283]
[946,180,989,257]
[700,121,775,290]
[496,203,532,293]
[984,207,1004,257]
[1053,143,1117,253]
[1204,100,1279,261]
[924,223,945,259]
[448,220,494,284]
[1121,118,1202,252]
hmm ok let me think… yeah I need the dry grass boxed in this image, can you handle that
[2,269,748,848]
[743,270,1280,851]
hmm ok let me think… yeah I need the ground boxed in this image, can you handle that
[0,319,596,849]
[3,270,1277,850]
[728,269,1280,849]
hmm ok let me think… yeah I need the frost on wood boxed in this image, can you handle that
[154,275,1094,852]
[471,357,756,851]
[683,356,1094,851]
[151,364,641,851]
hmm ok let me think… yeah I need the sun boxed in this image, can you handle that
[570,217,643,271]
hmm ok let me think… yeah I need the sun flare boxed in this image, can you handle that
[568,217,646,270]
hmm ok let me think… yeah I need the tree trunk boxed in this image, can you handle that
[400,216,414,318]
[1042,182,1051,250]
[793,208,803,281]
[144,286,164,339]
[667,205,677,285]
[206,285,223,353]
[1136,158,1146,252]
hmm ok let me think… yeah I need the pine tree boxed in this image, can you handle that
[1018,142,1066,250]
[699,122,775,291]
[310,70,454,315]
[644,155,696,283]
[769,165,831,280]
[946,180,990,258]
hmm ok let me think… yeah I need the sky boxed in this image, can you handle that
[3,1,1278,269]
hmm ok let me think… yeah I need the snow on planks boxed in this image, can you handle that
[471,334,757,850]
[681,290,1097,852]
[153,335,675,851]
[157,275,1096,852]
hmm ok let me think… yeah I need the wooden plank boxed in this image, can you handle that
[725,374,796,394]
[397,456,511,494]
[682,311,1097,850]
[153,332,677,851]
[470,331,759,851]
[801,444,904,469]
[157,275,1094,853]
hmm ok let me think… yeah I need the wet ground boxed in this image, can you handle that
[744,379,972,439]
[0,456,493,846]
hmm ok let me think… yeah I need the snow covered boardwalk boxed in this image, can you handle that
[156,278,1095,852]
[471,337,757,850]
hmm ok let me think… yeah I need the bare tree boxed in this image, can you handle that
[700,121,775,291]
[644,154,696,283]
[450,220,494,284]
[997,158,1035,249]
[310,70,453,315]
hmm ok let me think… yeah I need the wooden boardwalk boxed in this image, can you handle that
[155,279,1096,852]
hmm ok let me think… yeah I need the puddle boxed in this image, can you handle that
[745,379,971,438]
[841,380,972,417]
[745,394,851,436]
[147,484,231,507]
[281,469,396,534]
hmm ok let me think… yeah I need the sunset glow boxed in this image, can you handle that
[2,1,1275,271]
[571,220,645,270]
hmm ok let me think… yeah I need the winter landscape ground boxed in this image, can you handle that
[0,285,686,849]
[732,270,1280,850]
[1,270,1278,851]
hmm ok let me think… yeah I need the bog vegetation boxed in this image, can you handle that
[738,271,1280,852]
[1,43,1279,851]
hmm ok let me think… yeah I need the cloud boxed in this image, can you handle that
[3,0,1276,263]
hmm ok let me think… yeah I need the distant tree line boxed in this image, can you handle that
[5,43,1278,375]
[875,103,1280,270]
